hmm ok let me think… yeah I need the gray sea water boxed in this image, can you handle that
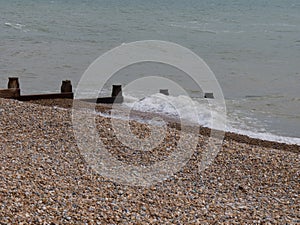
[1,0,300,142]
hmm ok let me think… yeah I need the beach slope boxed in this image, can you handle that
[0,98,299,224]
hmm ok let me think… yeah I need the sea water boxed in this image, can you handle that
[0,0,299,144]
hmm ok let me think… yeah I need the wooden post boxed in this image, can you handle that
[204,93,214,99]
[159,89,169,96]
[8,77,19,89]
[111,85,122,97]
[82,85,124,104]
[0,89,20,98]
[61,80,72,93]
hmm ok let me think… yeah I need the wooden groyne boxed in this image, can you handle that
[0,88,20,99]
[0,77,74,101]
[82,84,124,104]
[0,77,21,98]
[18,79,74,101]
[0,77,124,104]
[17,92,74,101]
[0,77,215,103]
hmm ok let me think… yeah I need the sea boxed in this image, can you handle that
[1,0,300,144]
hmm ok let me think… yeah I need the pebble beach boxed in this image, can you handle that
[0,98,299,224]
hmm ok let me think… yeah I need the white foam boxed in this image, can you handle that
[168,22,244,34]
[124,93,223,128]
[228,128,300,145]
[4,22,29,32]
[122,94,300,145]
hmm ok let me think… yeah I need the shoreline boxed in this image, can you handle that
[29,98,300,154]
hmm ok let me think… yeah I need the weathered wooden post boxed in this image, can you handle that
[61,80,72,93]
[111,85,122,97]
[204,92,214,99]
[159,89,169,96]
[0,77,20,98]
[8,77,19,89]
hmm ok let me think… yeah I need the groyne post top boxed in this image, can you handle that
[204,92,214,99]
[8,77,19,89]
[159,89,169,96]
[111,85,122,97]
[61,80,72,93]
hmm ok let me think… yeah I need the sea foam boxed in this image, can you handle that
[123,94,300,145]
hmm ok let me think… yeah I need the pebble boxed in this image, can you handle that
[0,98,299,224]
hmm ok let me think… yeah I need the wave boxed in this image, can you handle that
[169,23,218,34]
[121,94,300,145]
[4,22,30,32]
[168,23,245,34]
[250,23,297,27]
